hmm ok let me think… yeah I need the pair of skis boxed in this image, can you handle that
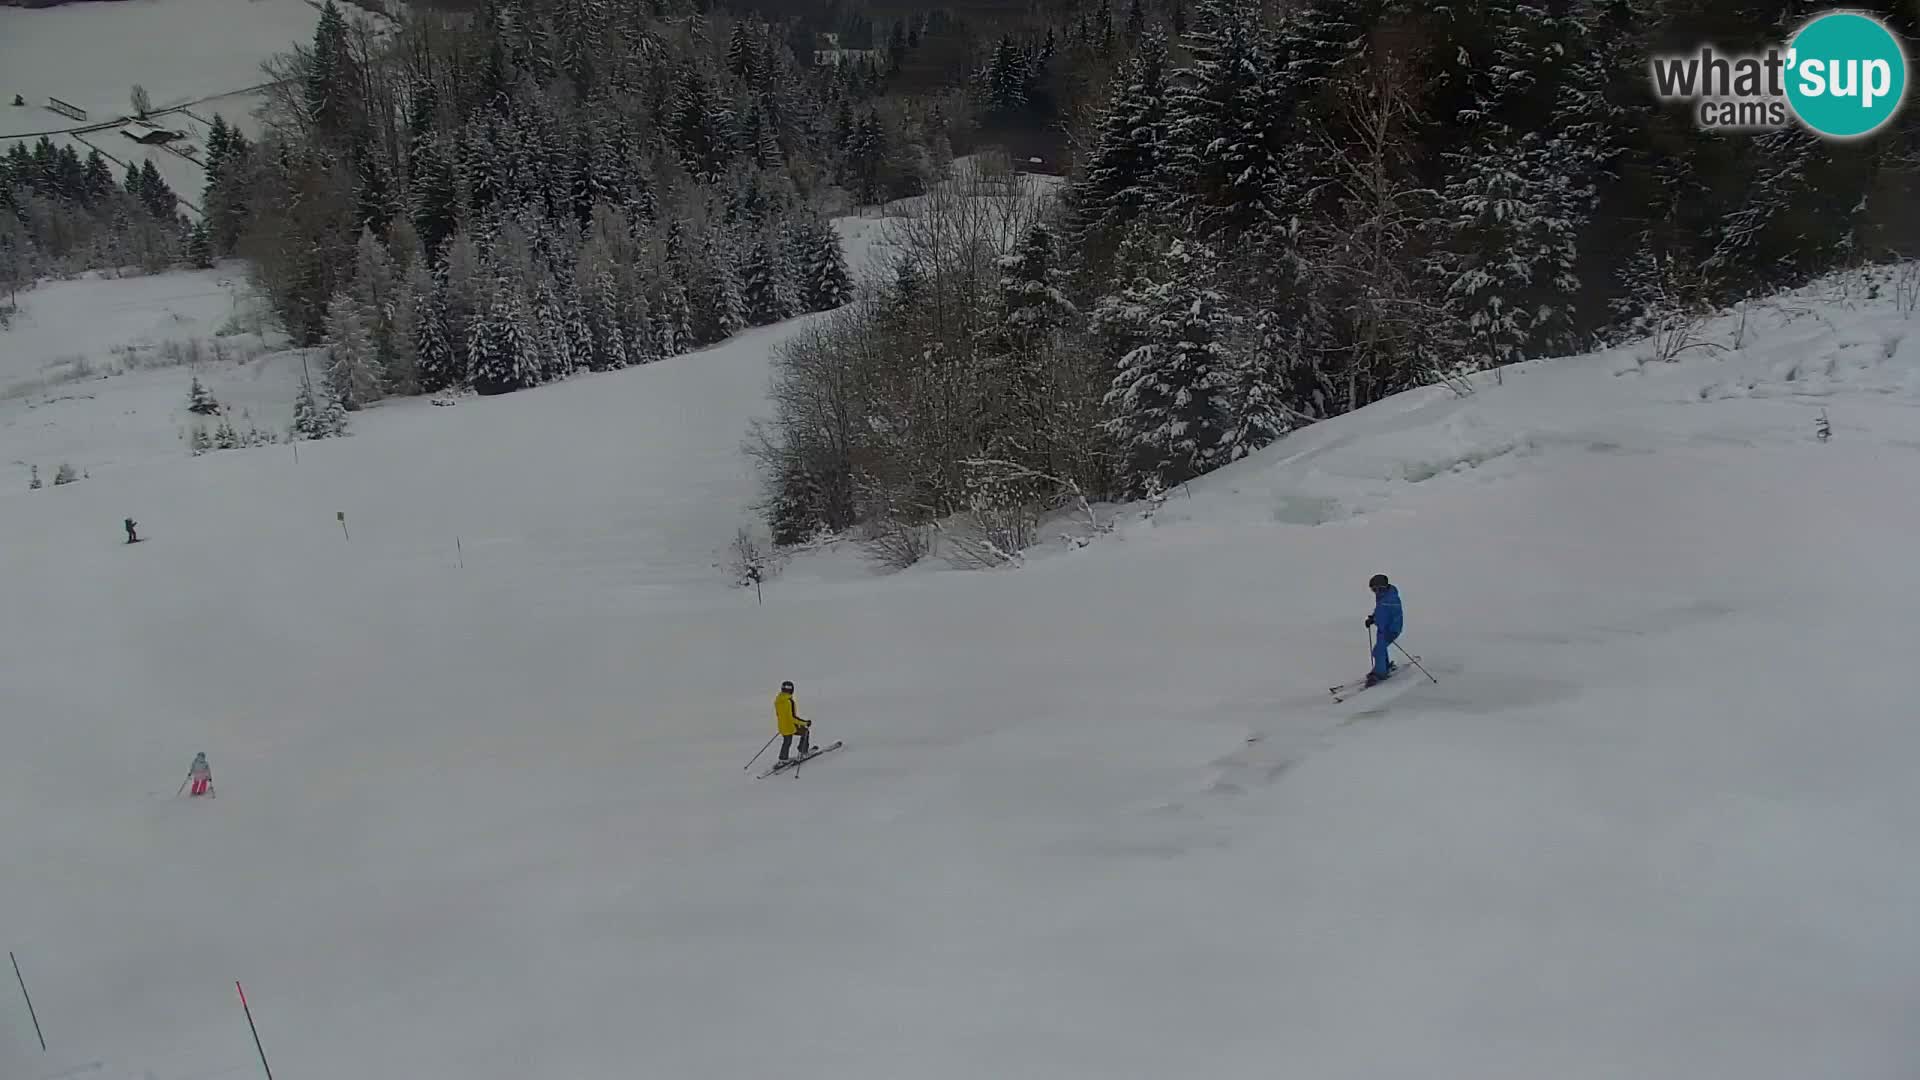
[755,740,844,779]
[1328,656,1421,703]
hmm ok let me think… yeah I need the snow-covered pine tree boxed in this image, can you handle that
[798,214,852,312]
[415,277,457,391]
[651,269,691,358]
[469,278,542,394]
[135,160,176,220]
[687,229,746,346]
[555,0,599,86]
[979,222,1083,486]
[305,0,357,143]
[439,230,485,372]
[1430,0,1603,370]
[354,141,399,239]
[980,35,1030,124]
[215,417,238,450]
[531,274,573,381]
[1703,125,1823,287]
[204,130,253,256]
[386,265,425,396]
[292,375,318,438]
[1100,240,1245,493]
[462,119,502,219]
[410,138,461,255]
[321,382,350,436]
[187,376,222,415]
[767,454,828,546]
[324,290,382,409]
[1218,310,1303,461]
[672,69,735,182]
[1163,0,1283,240]
[353,227,401,380]
[562,279,595,373]
[291,372,348,439]
[728,19,757,78]
[583,269,630,370]
[1066,30,1169,267]
[188,220,214,268]
[740,227,794,326]
[204,115,233,180]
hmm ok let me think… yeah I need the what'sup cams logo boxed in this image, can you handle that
[1651,10,1909,138]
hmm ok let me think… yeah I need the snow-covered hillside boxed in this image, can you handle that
[0,263,294,479]
[2,227,1918,1079]
[0,0,356,136]
[3,0,389,217]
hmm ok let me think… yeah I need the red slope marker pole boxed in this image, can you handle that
[237,981,274,1080]
[11,951,45,1051]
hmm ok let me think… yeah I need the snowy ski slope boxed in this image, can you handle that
[2,221,1918,1078]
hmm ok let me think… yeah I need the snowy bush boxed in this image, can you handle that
[945,476,1040,569]
[729,528,777,600]
[1614,247,1726,366]
[860,515,935,571]
[52,463,77,485]
[1137,476,1169,523]
[28,465,41,490]
[1894,262,1920,319]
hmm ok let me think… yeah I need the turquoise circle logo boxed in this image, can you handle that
[1785,12,1908,138]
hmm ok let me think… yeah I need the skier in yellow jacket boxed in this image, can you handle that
[775,680,811,761]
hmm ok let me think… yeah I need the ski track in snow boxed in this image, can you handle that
[3,223,1920,1076]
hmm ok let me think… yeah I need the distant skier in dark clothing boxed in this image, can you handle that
[125,518,138,543]
[1364,574,1403,686]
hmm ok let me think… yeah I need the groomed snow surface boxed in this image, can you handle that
[3,237,1919,1079]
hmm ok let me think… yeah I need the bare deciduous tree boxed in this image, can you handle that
[1298,48,1449,413]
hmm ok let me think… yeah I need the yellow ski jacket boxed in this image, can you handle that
[775,691,805,736]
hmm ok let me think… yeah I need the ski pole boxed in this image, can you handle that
[1394,641,1438,684]
[175,773,191,797]
[237,981,274,1080]
[11,951,44,1052]
[744,733,778,771]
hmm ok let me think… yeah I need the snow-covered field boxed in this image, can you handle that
[2,0,385,217]
[2,219,1919,1079]
[0,0,331,138]
[0,263,294,480]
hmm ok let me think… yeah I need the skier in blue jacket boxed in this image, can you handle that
[1364,574,1403,686]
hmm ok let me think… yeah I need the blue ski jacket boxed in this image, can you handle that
[1371,586,1403,639]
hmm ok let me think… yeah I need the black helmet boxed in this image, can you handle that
[1369,574,1389,590]
[780,680,794,692]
